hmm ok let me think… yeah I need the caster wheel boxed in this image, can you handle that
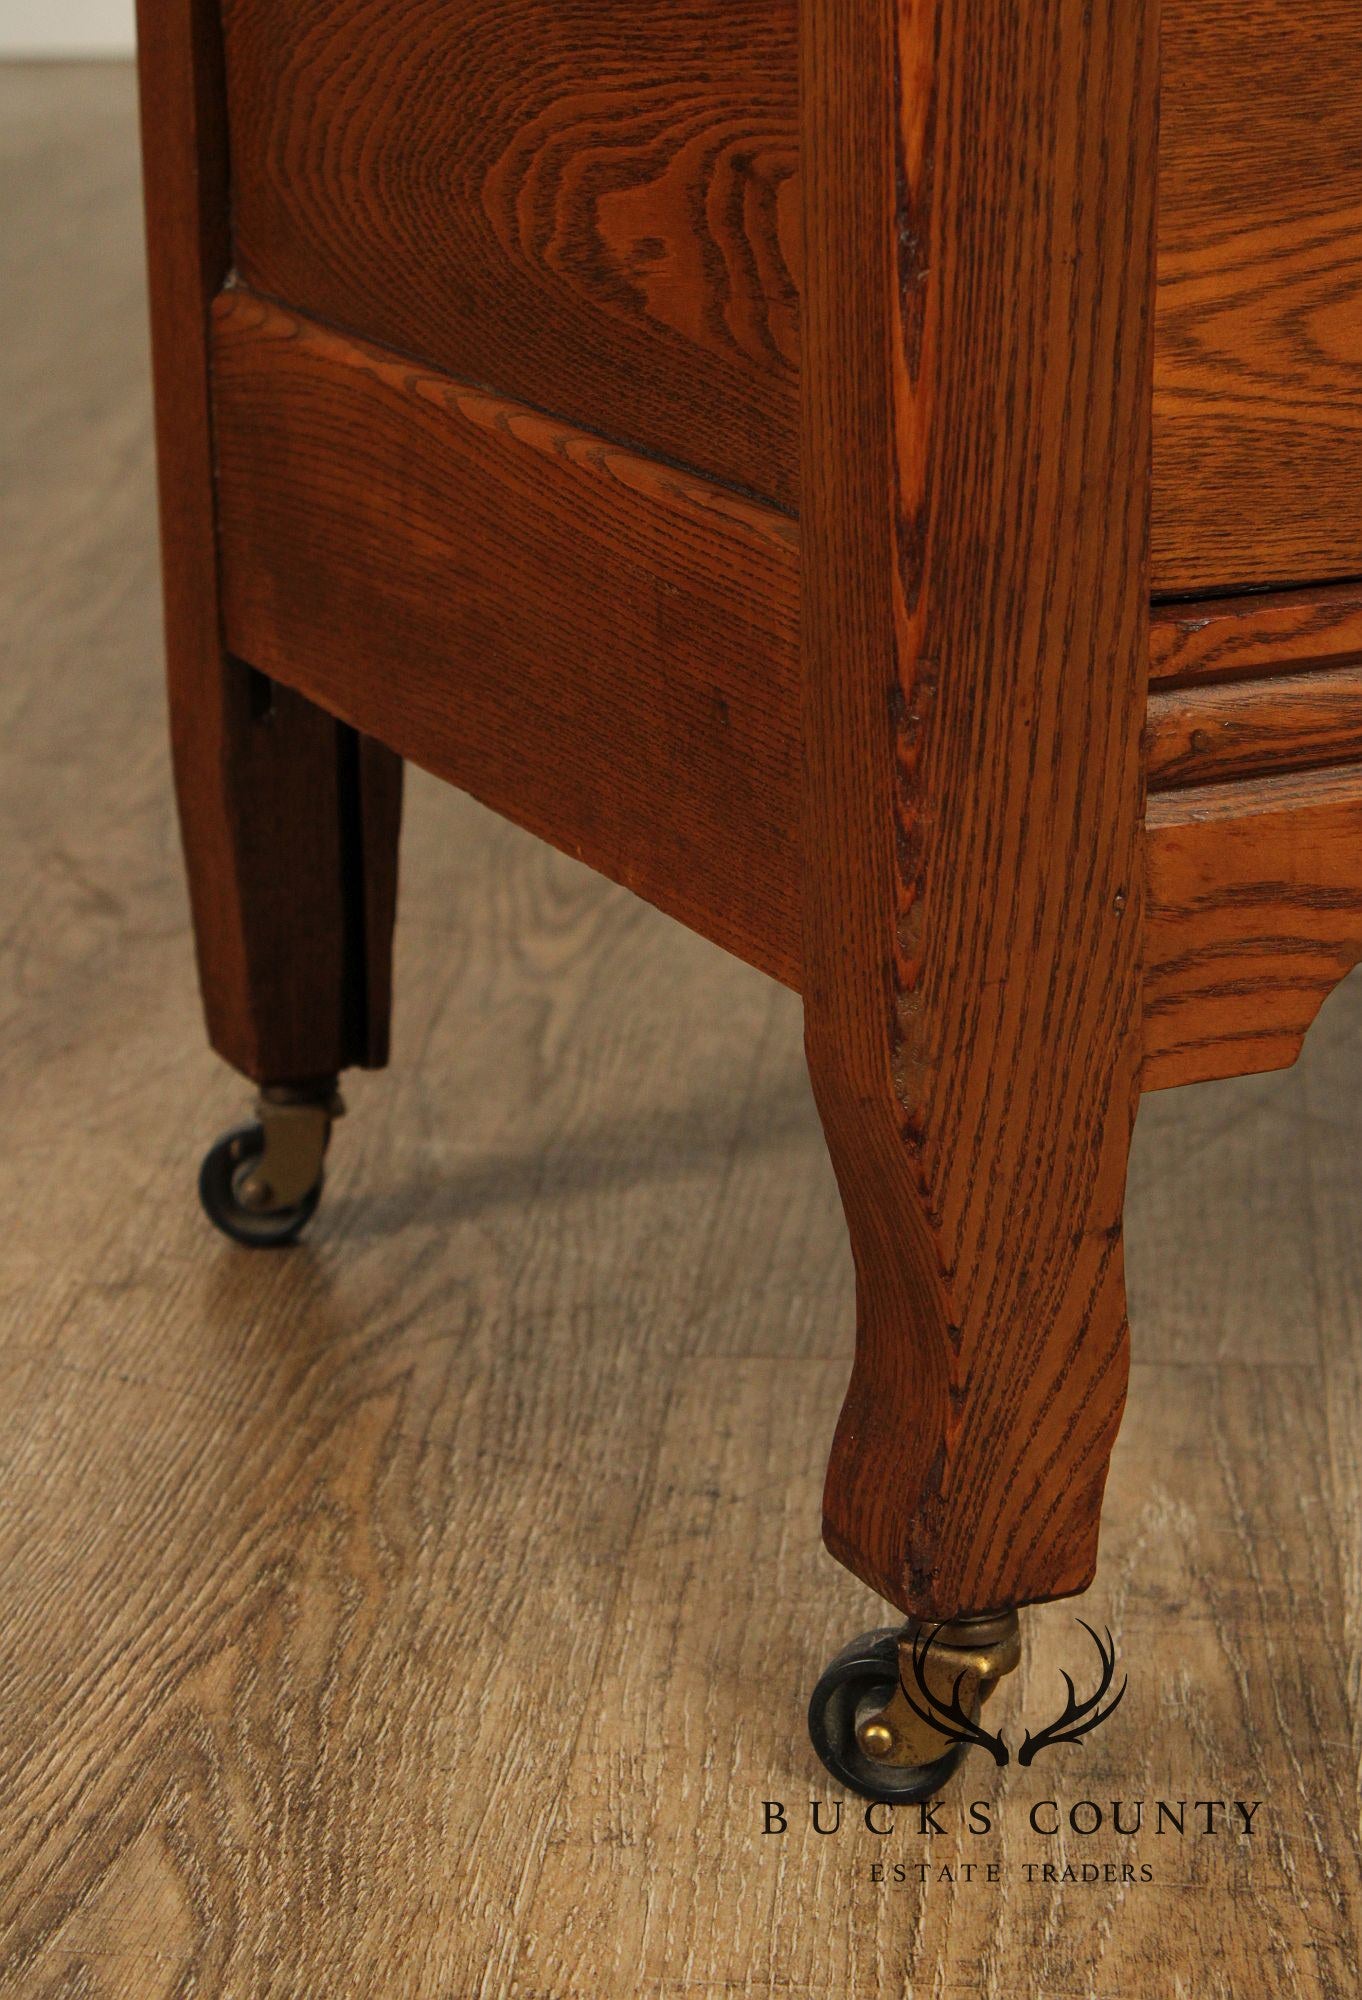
[808,1627,967,1805]
[198,1123,322,1248]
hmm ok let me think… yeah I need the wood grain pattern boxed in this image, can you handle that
[800,0,1155,1616]
[1143,540,1362,1090]
[221,0,800,510]
[1144,766,1362,1087]
[1155,0,1362,593]
[207,281,1362,1099]
[1147,662,1362,789]
[221,0,1362,596]
[1149,582,1362,687]
[210,287,802,988]
[4,71,1361,1991]
[135,0,401,1084]
[205,274,1362,1104]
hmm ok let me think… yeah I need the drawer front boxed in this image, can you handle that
[221,0,1362,593]
[1155,0,1362,594]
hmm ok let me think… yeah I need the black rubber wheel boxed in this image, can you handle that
[198,1123,322,1249]
[808,1627,967,1805]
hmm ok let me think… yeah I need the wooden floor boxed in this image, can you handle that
[1,63,1359,2000]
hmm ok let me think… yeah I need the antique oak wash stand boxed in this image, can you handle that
[137,0,1362,1800]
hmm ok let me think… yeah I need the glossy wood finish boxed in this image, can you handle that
[220,0,1362,597]
[1145,768,1362,1088]
[211,288,801,986]
[149,0,1362,1636]
[1156,0,1362,593]
[1143,582,1362,1084]
[1147,663,1362,790]
[799,0,1155,1616]
[135,0,401,1084]
[207,285,1362,1101]
[1148,582,1362,687]
[7,77,1362,1975]
[222,0,800,511]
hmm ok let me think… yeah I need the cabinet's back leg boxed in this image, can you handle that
[172,663,403,1246]
[137,0,402,1232]
[173,662,402,1087]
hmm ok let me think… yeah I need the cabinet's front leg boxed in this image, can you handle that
[800,0,1157,1795]
[808,1009,1138,1622]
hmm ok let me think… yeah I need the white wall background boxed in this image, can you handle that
[0,0,135,56]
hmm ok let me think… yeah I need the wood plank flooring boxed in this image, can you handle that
[0,63,1357,2000]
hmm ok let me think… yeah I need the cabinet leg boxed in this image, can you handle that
[808,1034,1136,1623]
[173,661,402,1086]
[172,658,402,1242]
[798,0,1153,1796]
[804,1025,1137,1801]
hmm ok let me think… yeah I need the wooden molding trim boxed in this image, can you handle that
[1144,766,1362,1089]
[1149,582,1362,687]
[1147,582,1362,798]
[1147,662,1362,790]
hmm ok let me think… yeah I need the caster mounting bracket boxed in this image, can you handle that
[855,1611,1021,1769]
[236,1084,343,1215]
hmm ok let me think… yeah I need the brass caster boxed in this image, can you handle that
[808,1611,1021,1804]
[197,1081,343,1248]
